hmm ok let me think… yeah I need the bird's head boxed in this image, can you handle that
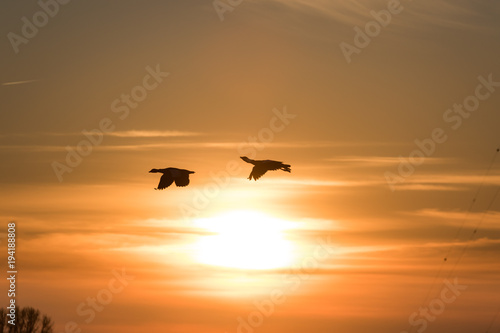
[240,156,250,163]
[149,168,160,173]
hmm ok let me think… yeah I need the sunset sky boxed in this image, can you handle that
[1,0,500,332]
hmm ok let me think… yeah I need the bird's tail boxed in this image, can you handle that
[281,164,291,173]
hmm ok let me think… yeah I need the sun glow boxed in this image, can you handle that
[194,211,296,270]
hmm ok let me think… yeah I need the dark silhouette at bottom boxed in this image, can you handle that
[0,306,54,333]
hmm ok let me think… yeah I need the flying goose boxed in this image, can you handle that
[240,156,291,181]
[149,168,195,190]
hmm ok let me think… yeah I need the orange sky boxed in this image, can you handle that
[1,0,500,332]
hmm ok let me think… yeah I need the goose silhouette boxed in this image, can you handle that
[240,156,291,181]
[149,168,195,190]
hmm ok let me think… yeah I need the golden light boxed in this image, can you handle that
[194,210,296,270]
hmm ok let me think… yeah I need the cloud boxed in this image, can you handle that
[400,0,500,32]
[407,237,500,250]
[408,209,500,230]
[239,0,500,58]
[0,130,199,138]
[326,156,453,167]
[105,130,200,138]
[405,173,500,186]
[0,140,403,152]
[2,79,39,86]
[255,177,381,188]
[247,0,374,26]
[389,172,500,191]
[257,0,500,32]
[394,184,467,191]
[246,168,498,191]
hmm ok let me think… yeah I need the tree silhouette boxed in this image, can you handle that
[0,307,53,333]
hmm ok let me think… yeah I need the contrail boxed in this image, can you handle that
[2,79,39,86]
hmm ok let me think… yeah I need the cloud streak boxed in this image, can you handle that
[2,79,39,86]
[0,140,404,152]
[0,130,199,138]
[106,130,200,138]
[326,156,453,167]
[409,209,500,230]
[258,0,500,32]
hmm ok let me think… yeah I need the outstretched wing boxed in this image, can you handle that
[157,173,174,190]
[174,173,191,187]
[249,166,269,180]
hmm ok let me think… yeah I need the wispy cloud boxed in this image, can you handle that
[105,130,200,138]
[384,237,500,255]
[326,156,453,167]
[409,209,500,230]
[0,130,199,138]
[256,177,381,188]
[394,184,466,191]
[2,79,39,86]
[405,173,500,186]
[251,0,500,33]
[0,140,404,152]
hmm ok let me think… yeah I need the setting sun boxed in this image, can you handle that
[194,211,295,270]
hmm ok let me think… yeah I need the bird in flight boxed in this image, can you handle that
[240,156,291,181]
[149,168,195,190]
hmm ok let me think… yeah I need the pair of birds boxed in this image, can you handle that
[149,156,291,190]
